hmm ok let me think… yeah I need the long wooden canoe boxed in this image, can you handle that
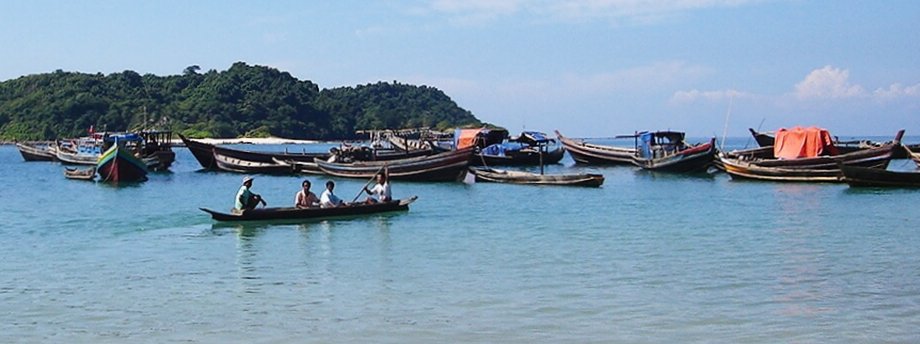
[840,165,920,188]
[213,151,295,174]
[179,134,329,170]
[200,196,418,222]
[469,167,604,187]
[555,130,636,165]
[315,147,474,182]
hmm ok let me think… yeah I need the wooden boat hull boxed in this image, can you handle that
[315,147,474,182]
[64,167,96,181]
[56,150,99,165]
[179,134,329,170]
[555,130,636,165]
[471,147,565,166]
[16,142,56,161]
[201,196,418,222]
[840,165,920,187]
[633,138,716,173]
[719,140,900,182]
[469,167,604,187]
[97,145,149,182]
[213,152,294,174]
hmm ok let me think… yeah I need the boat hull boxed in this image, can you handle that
[841,165,920,187]
[179,134,329,170]
[315,148,474,182]
[471,147,565,166]
[469,167,604,187]
[555,130,636,165]
[632,139,716,173]
[96,146,149,182]
[16,142,56,161]
[201,196,417,222]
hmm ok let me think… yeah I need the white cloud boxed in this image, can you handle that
[872,83,920,101]
[793,65,864,99]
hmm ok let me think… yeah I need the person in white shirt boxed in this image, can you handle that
[320,180,345,208]
[363,173,392,203]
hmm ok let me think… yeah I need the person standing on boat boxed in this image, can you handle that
[295,179,320,208]
[235,176,266,211]
[363,172,392,203]
[320,180,345,208]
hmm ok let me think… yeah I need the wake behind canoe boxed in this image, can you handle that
[200,196,418,222]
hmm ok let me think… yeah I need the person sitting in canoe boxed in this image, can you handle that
[362,172,392,204]
[295,179,320,208]
[320,180,345,208]
[235,176,266,212]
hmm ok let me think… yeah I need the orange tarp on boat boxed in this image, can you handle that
[455,128,484,149]
[773,126,838,159]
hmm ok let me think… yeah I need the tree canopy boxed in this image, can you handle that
[0,62,482,140]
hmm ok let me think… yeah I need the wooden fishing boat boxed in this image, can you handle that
[97,144,149,183]
[16,141,56,161]
[627,132,716,173]
[64,167,96,181]
[315,147,474,182]
[179,134,329,170]
[840,165,920,187]
[469,167,604,187]
[213,151,295,174]
[555,130,636,165]
[200,196,418,222]
[720,130,904,182]
[55,136,104,165]
[748,127,915,158]
[272,158,323,174]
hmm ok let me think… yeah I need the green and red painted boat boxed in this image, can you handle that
[96,134,149,183]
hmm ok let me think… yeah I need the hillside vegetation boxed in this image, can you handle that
[0,62,482,140]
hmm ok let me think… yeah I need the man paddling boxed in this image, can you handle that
[235,176,266,212]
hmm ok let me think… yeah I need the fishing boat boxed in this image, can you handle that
[555,130,636,165]
[200,196,418,222]
[64,167,96,181]
[453,129,564,166]
[748,127,915,158]
[720,128,904,182]
[469,167,604,187]
[839,165,920,188]
[625,131,716,173]
[96,135,149,183]
[213,151,295,174]
[55,134,105,165]
[179,134,329,170]
[16,141,56,161]
[315,147,474,182]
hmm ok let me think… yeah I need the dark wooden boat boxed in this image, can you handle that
[720,130,904,182]
[16,141,56,161]
[555,130,636,165]
[97,144,149,183]
[627,132,716,173]
[272,158,323,174]
[469,167,604,187]
[748,127,915,158]
[200,196,418,222]
[179,134,329,170]
[840,165,920,187]
[213,151,295,174]
[64,167,96,181]
[473,146,566,166]
[315,147,474,182]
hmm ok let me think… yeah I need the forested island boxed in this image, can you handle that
[0,62,483,141]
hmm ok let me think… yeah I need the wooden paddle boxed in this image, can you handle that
[351,164,386,203]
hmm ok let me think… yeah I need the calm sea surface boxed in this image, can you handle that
[2,137,919,343]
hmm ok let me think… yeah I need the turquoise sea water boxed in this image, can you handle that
[2,138,920,343]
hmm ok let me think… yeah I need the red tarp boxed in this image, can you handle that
[455,128,484,149]
[773,126,838,159]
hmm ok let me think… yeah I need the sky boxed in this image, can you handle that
[1,0,919,137]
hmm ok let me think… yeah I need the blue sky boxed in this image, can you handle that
[1,0,918,137]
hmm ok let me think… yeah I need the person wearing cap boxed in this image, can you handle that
[235,176,266,211]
